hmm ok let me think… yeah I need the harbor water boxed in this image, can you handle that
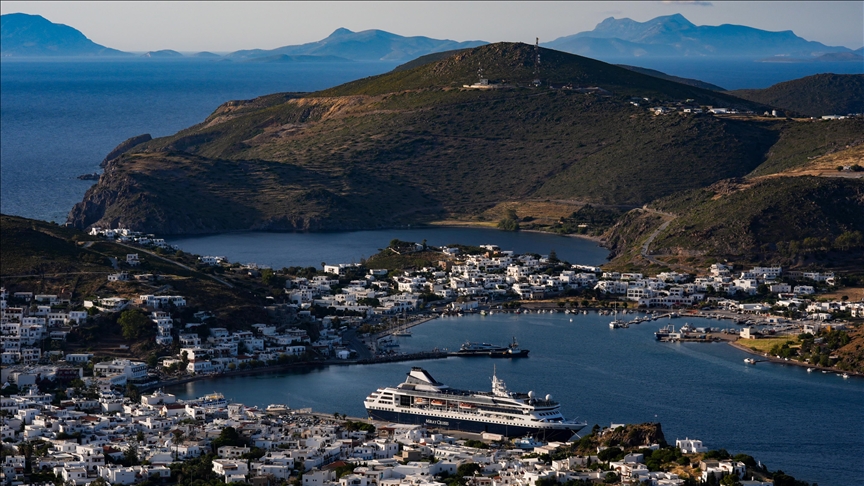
[166,312,864,486]
[166,227,610,269]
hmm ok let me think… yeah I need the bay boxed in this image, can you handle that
[166,313,863,486]
[167,227,610,268]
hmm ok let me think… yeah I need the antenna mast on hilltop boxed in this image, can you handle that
[533,37,541,86]
[478,62,484,82]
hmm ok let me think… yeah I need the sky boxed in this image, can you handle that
[1,1,862,52]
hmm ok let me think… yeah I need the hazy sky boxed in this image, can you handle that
[2,1,862,52]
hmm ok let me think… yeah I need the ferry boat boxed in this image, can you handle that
[449,341,508,356]
[489,337,530,358]
[654,324,675,340]
[198,392,228,410]
[364,367,586,441]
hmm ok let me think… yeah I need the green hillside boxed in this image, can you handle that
[0,215,108,276]
[747,119,864,177]
[644,177,864,261]
[70,43,833,237]
[731,74,864,117]
[318,43,761,106]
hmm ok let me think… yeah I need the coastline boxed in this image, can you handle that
[727,340,861,377]
[426,220,607,245]
[145,315,445,393]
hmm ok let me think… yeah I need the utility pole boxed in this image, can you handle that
[533,37,541,86]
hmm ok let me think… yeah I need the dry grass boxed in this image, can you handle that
[819,287,864,302]
[765,144,864,178]
[744,337,799,353]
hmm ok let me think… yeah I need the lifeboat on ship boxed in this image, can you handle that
[458,402,476,410]
[431,399,446,406]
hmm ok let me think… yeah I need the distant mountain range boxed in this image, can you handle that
[0,14,485,62]
[545,14,859,61]
[226,27,486,62]
[0,13,127,57]
[3,12,860,64]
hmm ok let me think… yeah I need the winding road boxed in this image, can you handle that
[639,206,677,266]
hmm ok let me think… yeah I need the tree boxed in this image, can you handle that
[123,444,141,466]
[118,309,151,341]
[211,426,245,451]
[720,473,742,486]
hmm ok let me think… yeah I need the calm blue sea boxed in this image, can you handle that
[0,58,399,223]
[604,57,864,91]
[167,313,864,486]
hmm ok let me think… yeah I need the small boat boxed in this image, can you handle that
[514,436,545,450]
[842,373,850,379]
[458,402,476,409]
[392,329,412,337]
[431,399,446,406]
[414,397,427,405]
[744,358,756,364]
[807,368,814,373]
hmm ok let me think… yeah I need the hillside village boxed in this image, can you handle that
[2,230,861,388]
[0,230,859,486]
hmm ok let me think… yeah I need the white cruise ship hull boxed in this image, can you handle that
[367,408,582,441]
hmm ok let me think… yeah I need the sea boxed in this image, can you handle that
[2,57,863,486]
[166,313,864,486]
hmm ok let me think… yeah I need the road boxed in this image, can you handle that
[639,207,677,266]
[343,329,373,360]
[113,241,234,288]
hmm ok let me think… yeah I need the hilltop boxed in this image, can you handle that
[68,43,789,235]
[731,74,864,117]
[0,13,127,57]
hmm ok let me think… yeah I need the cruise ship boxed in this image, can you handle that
[364,367,585,441]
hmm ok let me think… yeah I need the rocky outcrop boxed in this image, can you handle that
[100,134,152,167]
